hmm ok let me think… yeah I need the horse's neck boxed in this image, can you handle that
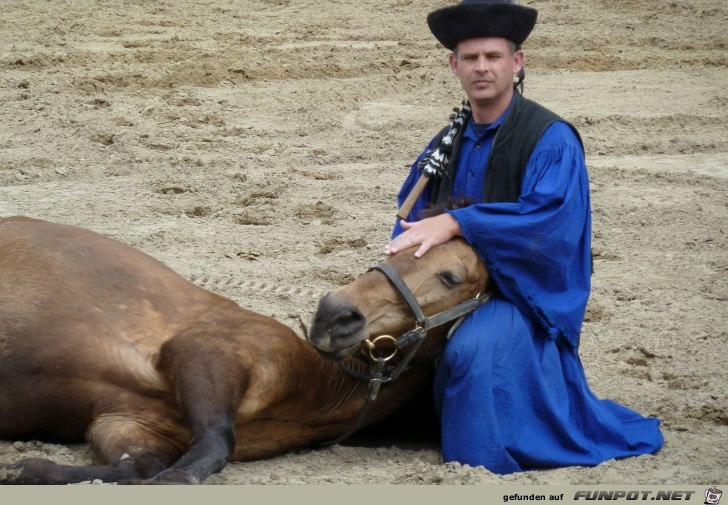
[298,341,435,429]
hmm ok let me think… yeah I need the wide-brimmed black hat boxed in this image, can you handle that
[427,0,538,50]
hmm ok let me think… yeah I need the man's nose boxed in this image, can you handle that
[474,55,488,72]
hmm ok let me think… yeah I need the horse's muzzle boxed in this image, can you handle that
[308,292,368,360]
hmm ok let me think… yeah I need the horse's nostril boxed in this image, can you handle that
[329,309,365,338]
[309,293,367,348]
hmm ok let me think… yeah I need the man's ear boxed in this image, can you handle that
[448,52,458,75]
[512,49,524,75]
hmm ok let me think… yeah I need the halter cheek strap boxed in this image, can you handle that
[369,262,492,334]
[367,263,425,327]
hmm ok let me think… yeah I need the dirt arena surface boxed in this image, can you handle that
[0,0,726,485]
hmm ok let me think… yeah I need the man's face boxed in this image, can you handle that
[449,37,523,109]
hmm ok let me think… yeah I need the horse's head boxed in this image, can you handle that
[308,237,490,363]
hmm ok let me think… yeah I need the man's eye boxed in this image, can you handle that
[438,272,462,287]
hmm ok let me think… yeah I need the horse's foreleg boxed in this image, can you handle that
[148,331,250,484]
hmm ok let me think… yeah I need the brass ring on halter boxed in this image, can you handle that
[367,335,398,362]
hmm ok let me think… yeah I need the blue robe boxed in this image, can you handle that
[393,100,663,473]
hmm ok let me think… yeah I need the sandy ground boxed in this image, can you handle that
[0,0,726,486]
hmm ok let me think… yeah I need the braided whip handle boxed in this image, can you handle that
[396,101,471,220]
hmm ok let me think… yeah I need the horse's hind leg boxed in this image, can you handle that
[0,414,184,484]
[0,455,165,485]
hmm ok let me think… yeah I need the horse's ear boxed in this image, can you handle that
[448,198,474,211]
[421,198,475,219]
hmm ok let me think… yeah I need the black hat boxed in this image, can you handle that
[427,0,538,50]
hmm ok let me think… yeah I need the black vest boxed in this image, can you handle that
[431,92,582,205]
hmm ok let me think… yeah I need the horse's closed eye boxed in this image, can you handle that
[438,271,463,287]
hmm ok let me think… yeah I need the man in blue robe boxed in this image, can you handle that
[384,0,663,474]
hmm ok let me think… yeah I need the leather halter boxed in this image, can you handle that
[321,262,491,446]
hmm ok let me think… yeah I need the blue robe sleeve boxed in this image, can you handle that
[448,122,592,348]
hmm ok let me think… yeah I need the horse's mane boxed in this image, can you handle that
[419,198,475,219]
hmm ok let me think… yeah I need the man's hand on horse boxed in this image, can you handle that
[384,213,463,258]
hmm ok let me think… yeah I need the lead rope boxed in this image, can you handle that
[318,357,387,447]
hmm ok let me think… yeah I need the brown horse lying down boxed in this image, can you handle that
[0,216,488,484]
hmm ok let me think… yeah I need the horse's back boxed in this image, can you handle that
[0,215,222,338]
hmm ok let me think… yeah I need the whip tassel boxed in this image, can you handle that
[396,100,471,220]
